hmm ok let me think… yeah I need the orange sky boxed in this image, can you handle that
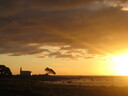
[0,54,117,75]
[1,0,128,75]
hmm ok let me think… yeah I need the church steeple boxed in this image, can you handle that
[20,67,22,75]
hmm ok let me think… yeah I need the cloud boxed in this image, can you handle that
[0,0,128,59]
[47,51,76,59]
[0,42,49,56]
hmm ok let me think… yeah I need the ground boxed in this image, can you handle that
[0,76,128,96]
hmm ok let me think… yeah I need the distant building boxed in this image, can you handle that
[20,67,32,76]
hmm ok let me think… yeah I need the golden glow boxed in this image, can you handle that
[111,54,128,75]
[122,7,128,11]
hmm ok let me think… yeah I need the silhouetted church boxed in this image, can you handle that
[20,67,31,76]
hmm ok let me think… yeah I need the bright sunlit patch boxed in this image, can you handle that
[111,54,128,75]
[122,7,128,11]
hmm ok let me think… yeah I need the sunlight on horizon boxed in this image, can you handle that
[111,53,128,76]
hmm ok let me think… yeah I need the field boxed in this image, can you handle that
[1,76,128,96]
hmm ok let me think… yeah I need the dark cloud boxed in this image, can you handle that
[0,42,49,56]
[0,0,128,59]
[0,0,95,17]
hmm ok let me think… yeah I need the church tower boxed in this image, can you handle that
[20,67,22,75]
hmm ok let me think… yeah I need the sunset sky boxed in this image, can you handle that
[1,0,128,75]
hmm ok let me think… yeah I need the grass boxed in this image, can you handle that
[1,82,128,96]
[1,77,128,96]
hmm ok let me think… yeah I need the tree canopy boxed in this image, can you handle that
[45,67,56,75]
[0,65,12,76]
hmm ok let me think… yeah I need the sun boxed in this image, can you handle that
[111,54,128,75]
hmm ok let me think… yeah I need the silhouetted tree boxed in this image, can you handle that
[0,65,12,76]
[45,67,56,75]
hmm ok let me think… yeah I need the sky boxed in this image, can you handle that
[0,0,128,75]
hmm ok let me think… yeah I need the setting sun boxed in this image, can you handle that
[111,54,128,75]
